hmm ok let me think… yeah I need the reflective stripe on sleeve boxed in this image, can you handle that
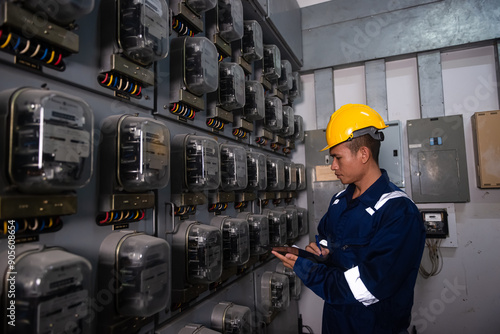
[344,266,379,306]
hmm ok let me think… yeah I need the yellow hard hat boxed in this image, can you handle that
[320,104,388,152]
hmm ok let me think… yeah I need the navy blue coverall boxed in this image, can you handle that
[294,170,425,333]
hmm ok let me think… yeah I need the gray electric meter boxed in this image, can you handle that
[264,96,283,131]
[279,206,298,241]
[170,36,219,96]
[179,324,221,334]
[266,156,285,191]
[101,114,170,192]
[243,81,265,121]
[118,0,169,66]
[211,215,250,266]
[211,301,252,334]
[98,231,171,317]
[0,88,93,193]
[294,115,305,142]
[296,206,308,235]
[278,60,293,92]
[242,20,263,62]
[220,143,248,191]
[0,244,91,334]
[171,134,221,192]
[237,211,269,255]
[288,72,301,101]
[20,0,95,26]
[218,62,245,111]
[185,0,217,13]
[280,106,295,137]
[218,0,244,43]
[173,221,223,284]
[263,208,287,246]
[261,271,290,314]
[283,159,297,191]
[295,163,306,190]
[276,262,301,300]
[263,44,281,81]
[245,151,267,191]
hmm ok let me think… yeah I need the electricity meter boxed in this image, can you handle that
[0,244,91,334]
[173,221,223,284]
[263,209,286,246]
[276,262,301,300]
[171,36,219,96]
[266,156,285,191]
[98,231,170,317]
[220,143,248,191]
[294,115,305,142]
[288,72,301,101]
[242,20,263,62]
[280,206,298,241]
[119,0,170,66]
[264,96,283,131]
[219,62,245,111]
[263,45,281,81]
[185,0,217,13]
[278,60,293,92]
[237,212,269,255]
[280,106,295,137]
[218,0,244,43]
[211,216,250,266]
[261,271,289,314]
[0,87,93,193]
[297,206,309,236]
[295,163,306,190]
[283,160,297,191]
[100,114,170,192]
[245,151,267,191]
[179,324,221,334]
[243,81,264,121]
[20,0,95,26]
[171,134,220,192]
[211,301,252,334]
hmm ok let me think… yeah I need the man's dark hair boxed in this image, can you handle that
[345,134,381,164]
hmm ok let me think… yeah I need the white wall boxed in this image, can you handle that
[292,45,500,333]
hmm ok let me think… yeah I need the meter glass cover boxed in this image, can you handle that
[246,151,267,191]
[220,143,248,191]
[261,271,289,313]
[118,116,170,191]
[184,37,219,96]
[288,72,301,101]
[184,135,220,191]
[266,156,285,191]
[218,0,244,43]
[238,212,269,255]
[263,45,281,80]
[264,209,287,246]
[186,223,223,284]
[218,62,245,111]
[5,88,93,193]
[21,0,95,26]
[278,60,293,92]
[119,0,170,66]
[215,216,250,266]
[243,81,264,121]
[280,106,295,137]
[186,0,217,13]
[264,96,283,131]
[242,20,263,62]
[283,159,297,191]
[293,115,305,142]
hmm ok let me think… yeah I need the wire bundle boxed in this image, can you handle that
[98,72,143,98]
[283,147,291,154]
[171,103,196,119]
[232,128,247,139]
[419,238,443,278]
[208,203,228,212]
[2,217,62,236]
[234,201,247,209]
[172,17,195,36]
[97,209,146,225]
[255,137,267,145]
[270,142,281,151]
[206,118,225,130]
[174,205,196,216]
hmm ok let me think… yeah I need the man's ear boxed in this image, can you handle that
[358,146,371,164]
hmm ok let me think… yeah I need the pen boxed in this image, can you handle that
[315,235,323,257]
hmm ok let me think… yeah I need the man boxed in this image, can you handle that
[273,104,426,333]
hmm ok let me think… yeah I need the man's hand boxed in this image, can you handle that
[272,250,298,270]
[305,241,330,257]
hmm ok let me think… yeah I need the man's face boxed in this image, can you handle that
[329,142,362,184]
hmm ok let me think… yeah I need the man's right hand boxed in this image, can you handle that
[305,241,330,257]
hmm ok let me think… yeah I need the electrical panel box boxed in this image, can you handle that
[420,209,448,238]
[266,156,285,191]
[211,301,252,334]
[264,96,283,132]
[471,110,500,188]
[241,20,263,63]
[245,151,267,191]
[379,120,404,188]
[211,215,250,266]
[98,231,171,317]
[219,143,248,191]
[407,115,470,203]
[263,209,286,246]
[218,62,245,111]
[243,80,265,121]
[0,244,91,334]
[237,212,269,255]
[262,44,281,81]
[0,87,93,193]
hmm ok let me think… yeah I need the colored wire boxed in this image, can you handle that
[99,212,110,224]
[12,36,21,51]
[1,33,12,48]
[19,39,30,54]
